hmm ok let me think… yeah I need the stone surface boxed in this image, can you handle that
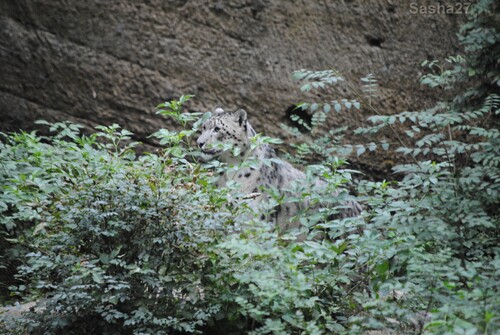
[0,0,464,175]
[0,301,36,331]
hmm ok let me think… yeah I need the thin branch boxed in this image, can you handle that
[331,68,421,166]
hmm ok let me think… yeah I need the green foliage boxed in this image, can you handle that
[361,73,378,105]
[0,122,90,300]
[1,1,498,334]
[285,68,376,165]
[288,1,499,334]
[156,95,198,128]
[0,121,240,334]
[0,103,371,335]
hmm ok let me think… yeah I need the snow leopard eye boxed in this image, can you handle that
[213,126,220,132]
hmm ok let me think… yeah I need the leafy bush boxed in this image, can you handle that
[289,0,499,334]
[1,97,376,335]
[0,123,88,300]
[1,1,498,334]
[0,121,241,334]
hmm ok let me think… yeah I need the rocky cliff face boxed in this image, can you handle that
[0,0,463,174]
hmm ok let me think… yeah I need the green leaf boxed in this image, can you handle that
[301,83,312,92]
[323,103,331,113]
[334,102,342,112]
[375,260,389,276]
[356,145,366,156]
[92,271,104,284]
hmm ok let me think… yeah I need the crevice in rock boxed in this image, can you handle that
[285,104,312,132]
[365,35,385,48]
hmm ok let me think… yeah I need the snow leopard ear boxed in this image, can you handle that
[214,107,225,114]
[234,109,247,126]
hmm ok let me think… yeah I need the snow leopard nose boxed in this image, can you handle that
[197,140,204,149]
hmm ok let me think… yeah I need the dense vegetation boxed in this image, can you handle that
[1,1,498,334]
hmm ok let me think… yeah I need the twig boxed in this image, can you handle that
[331,68,421,167]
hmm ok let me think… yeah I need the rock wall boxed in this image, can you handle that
[0,0,464,173]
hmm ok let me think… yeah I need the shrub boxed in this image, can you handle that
[289,0,499,334]
[1,121,243,334]
[0,123,87,301]
[1,1,497,334]
[0,99,381,335]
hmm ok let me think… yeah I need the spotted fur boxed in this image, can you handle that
[197,108,362,233]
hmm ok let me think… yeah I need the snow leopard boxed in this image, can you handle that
[197,107,363,234]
